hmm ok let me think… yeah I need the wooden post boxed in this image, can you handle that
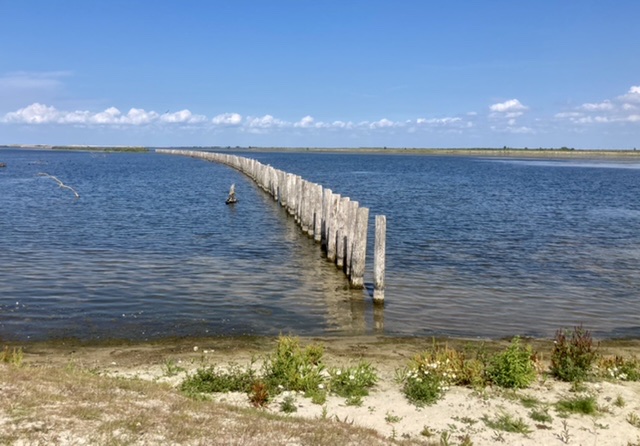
[349,206,369,289]
[300,180,310,234]
[344,200,359,275]
[335,197,350,269]
[313,183,323,241]
[327,193,340,262]
[373,215,386,303]
[321,188,332,252]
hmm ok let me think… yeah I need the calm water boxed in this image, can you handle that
[1,149,639,341]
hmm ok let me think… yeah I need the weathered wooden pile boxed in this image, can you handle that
[157,149,386,302]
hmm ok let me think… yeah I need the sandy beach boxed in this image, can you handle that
[3,335,640,445]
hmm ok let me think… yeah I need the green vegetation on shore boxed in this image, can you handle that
[51,145,149,153]
[3,328,640,445]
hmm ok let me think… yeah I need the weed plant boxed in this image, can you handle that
[162,358,185,377]
[279,395,297,413]
[530,408,553,424]
[1,346,23,366]
[262,336,325,394]
[627,412,640,428]
[180,363,256,395]
[249,380,269,407]
[555,394,598,415]
[481,412,532,434]
[487,337,536,389]
[551,325,597,382]
[596,355,640,381]
[328,361,378,398]
[399,344,466,406]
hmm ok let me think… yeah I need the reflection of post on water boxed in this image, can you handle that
[272,199,374,334]
[373,303,384,332]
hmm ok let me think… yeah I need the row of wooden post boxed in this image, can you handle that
[157,149,386,303]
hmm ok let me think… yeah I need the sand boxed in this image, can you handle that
[11,335,640,445]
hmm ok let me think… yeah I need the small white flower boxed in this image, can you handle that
[336,370,342,376]
[318,383,325,390]
[349,375,355,380]
[193,346,199,352]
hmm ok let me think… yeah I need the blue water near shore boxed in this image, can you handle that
[1,148,639,341]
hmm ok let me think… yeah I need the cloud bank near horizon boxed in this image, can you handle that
[2,85,639,141]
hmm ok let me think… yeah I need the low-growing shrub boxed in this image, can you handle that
[329,361,378,398]
[555,394,598,415]
[262,336,325,394]
[279,394,297,413]
[180,363,256,395]
[530,408,553,424]
[399,344,465,406]
[597,355,640,381]
[488,337,536,389]
[459,357,488,389]
[1,346,23,366]
[481,412,532,434]
[249,380,269,408]
[551,325,597,382]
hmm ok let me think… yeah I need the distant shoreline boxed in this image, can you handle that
[3,144,640,159]
[230,147,640,159]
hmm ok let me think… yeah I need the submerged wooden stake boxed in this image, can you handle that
[373,215,386,303]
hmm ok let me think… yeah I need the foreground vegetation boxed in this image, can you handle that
[3,328,640,445]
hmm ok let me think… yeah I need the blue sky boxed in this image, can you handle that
[1,1,639,149]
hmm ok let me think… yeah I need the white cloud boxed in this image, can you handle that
[329,120,354,129]
[369,118,398,129]
[490,124,534,134]
[579,100,614,111]
[555,112,583,119]
[619,85,640,103]
[1,103,204,126]
[161,109,207,124]
[555,85,640,127]
[294,115,315,128]
[489,99,528,113]
[416,117,463,126]
[247,114,289,129]
[2,103,60,123]
[211,112,242,126]
[125,108,158,125]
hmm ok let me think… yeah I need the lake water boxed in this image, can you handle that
[1,148,639,341]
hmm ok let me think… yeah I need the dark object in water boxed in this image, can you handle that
[0,162,6,168]
[226,183,237,204]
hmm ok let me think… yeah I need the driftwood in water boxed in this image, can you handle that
[226,183,237,204]
[38,172,80,199]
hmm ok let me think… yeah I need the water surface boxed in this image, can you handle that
[1,149,639,341]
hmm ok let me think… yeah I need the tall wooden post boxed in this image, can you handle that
[373,215,386,303]
[327,193,340,262]
[349,206,369,289]
[336,197,350,269]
